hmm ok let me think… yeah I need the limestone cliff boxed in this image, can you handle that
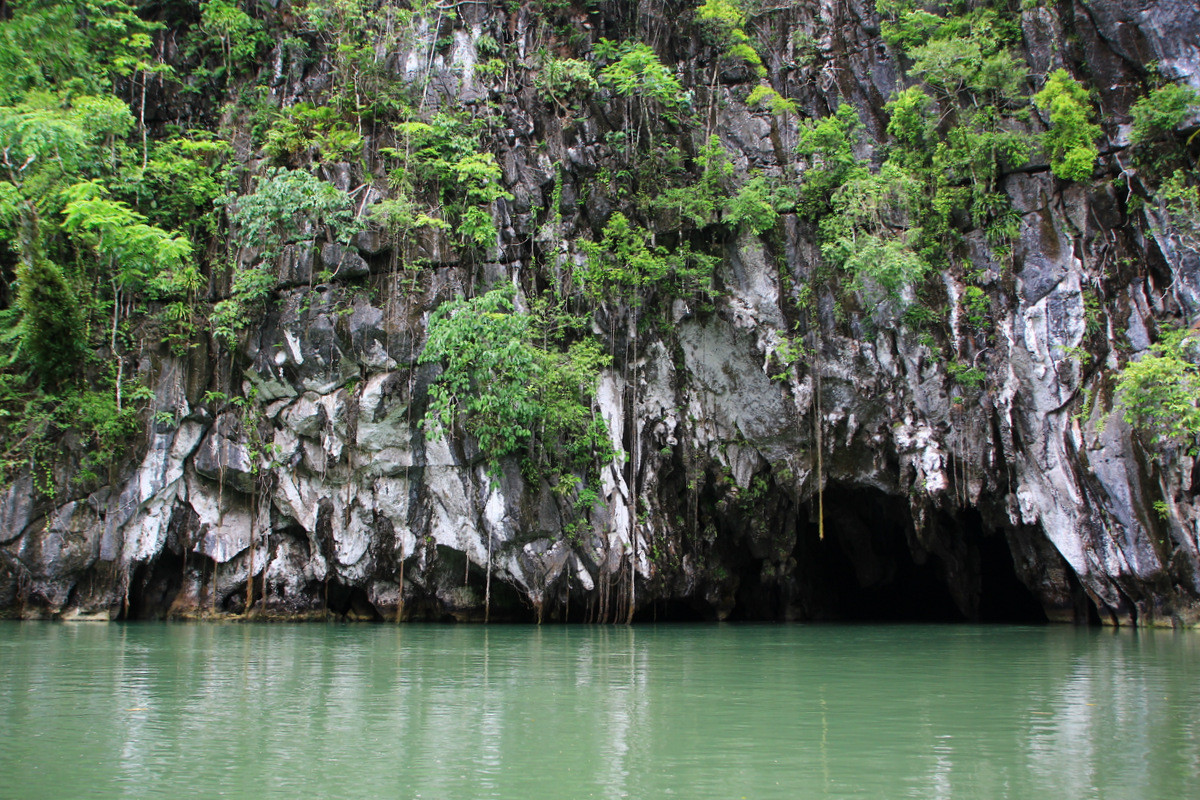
[2,0,1199,625]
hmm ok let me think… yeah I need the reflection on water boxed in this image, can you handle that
[1,623,1197,799]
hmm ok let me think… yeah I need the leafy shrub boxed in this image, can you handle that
[138,134,232,236]
[579,212,717,300]
[215,168,359,341]
[1156,170,1200,254]
[1129,83,1200,180]
[386,114,511,250]
[961,285,989,327]
[695,0,767,77]
[263,102,365,165]
[725,174,785,234]
[196,0,268,83]
[796,105,866,218]
[747,85,797,115]
[12,257,87,386]
[818,163,929,299]
[419,287,614,487]
[595,39,684,109]
[224,167,359,261]
[946,361,986,389]
[1130,83,1200,147]
[1116,327,1200,448]
[644,135,732,230]
[1034,69,1101,182]
[536,56,597,107]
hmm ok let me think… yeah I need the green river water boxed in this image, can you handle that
[1,623,1197,799]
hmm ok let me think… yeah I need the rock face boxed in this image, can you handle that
[2,0,1199,625]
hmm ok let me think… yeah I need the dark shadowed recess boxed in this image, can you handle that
[785,484,1043,624]
[639,483,1049,625]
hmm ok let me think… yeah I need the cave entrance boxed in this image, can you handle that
[729,483,1046,623]
[788,485,963,622]
[122,549,186,620]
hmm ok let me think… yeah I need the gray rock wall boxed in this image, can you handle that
[2,0,1199,625]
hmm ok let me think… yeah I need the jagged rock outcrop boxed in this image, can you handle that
[2,0,1199,625]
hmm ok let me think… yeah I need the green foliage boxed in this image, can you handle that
[73,382,145,476]
[579,212,670,296]
[818,163,930,300]
[644,135,732,230]
[386,114,511,250]
[861,1,1032,272]
[909,36,1026,104]
[695,0,767,77]
[11,258,88,385]
[0,1,162,103]
[474,58,507,80]
[798,103,936,304]
[879,2,1021,55]
[1116,327,1200,448]
[0,373,149,490]
[696,0,746,37]
[1083,289,1104,337]
[533,337,616,472]
[595,39,684,110]
[297,0,418,119]
[1156,170,1200,255]
[420,287,537,461]
[796,105,866,218]
[0,1,215,486]
[136,133,232,237]
[725,174,792,234]
[0,90,139,265]
[225,167,359,261]
[418,287,614,498]
[197,0,268,84]
[536,56,598,107]
[1129,83,1200,181]
[961,285,989,328]
[215,168,359,341]
[263,102,365,165]
[747,85,797,116]
[946,360,986,389]
[368,195,449,247]
[62,181,193,294]
[579,212,717,300]
[1034,69,1101,182]
[60,181,200,353]
[770,333,809,380]
[1130,84,1200,147]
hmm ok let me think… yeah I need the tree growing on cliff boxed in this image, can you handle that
[1129,82,1200,181]
[1116,327,1200,450]
[419,286,613,483]
[694,0,767,78]
[8,257,87,387]
[1034,69,1102,183]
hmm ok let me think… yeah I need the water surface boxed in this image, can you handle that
[1,623,1197,799]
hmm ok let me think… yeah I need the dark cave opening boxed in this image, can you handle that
[322,579,383,620]
[792,485,965,622]
[719,484,1047,624]
[123,550,187,620]
[976,515,1051,623]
